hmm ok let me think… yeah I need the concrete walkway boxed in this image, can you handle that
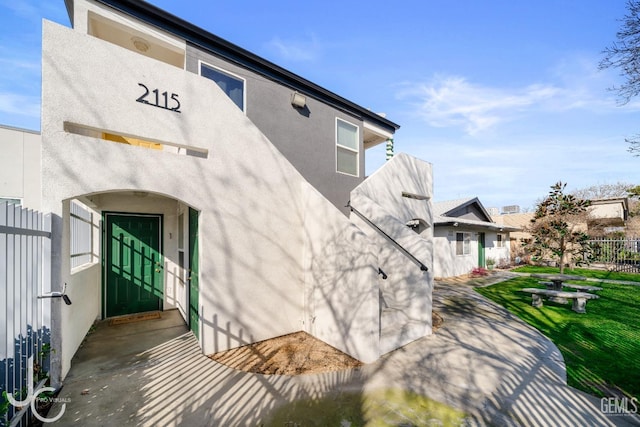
[49,273,639,426]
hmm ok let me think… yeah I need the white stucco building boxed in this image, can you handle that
[9,0,437,386]
[432,198,518,278]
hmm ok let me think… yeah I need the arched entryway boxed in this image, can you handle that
[66,191,200,332]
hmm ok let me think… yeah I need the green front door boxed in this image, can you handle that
[188,208,199,338]
[478,232,486,268]
[106,214,163,317]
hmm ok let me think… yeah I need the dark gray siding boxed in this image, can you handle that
[185,44,364,215]
[449,203,491,222]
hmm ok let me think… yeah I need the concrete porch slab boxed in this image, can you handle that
[47,280,638,426]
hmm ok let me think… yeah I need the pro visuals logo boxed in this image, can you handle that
[6,356,67,423]
[601,397,638,416]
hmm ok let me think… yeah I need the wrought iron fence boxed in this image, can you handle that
[0,202,51,427]
[588,236,640,273]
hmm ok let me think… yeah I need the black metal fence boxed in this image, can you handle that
[589,236,640,273]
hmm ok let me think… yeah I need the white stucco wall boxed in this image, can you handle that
[302,185,380,363]
[42,19,382,381]
[433,227,511,278]
[589,202,625,221]
[0,126,41,209]
[350,154,434,353]
[484,230,511,267]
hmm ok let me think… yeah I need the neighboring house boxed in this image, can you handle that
[0,125,41,209]
[30,0,434,386]
[587,197,629,235]
[492,212,534,263]
[432,198,518,278]
[492,197,631,263]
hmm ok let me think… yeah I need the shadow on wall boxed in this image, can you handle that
[303,210,379,363]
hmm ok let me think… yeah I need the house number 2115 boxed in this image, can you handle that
[136,83,181,113]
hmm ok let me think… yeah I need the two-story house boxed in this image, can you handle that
[34,0,435,385]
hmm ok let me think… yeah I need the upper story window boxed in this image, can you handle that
[200,62,245,111]
[336,118,359,176]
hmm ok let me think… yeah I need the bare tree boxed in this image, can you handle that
[571,182,635,200]
[600,0,640,155]
[523,182,594,273]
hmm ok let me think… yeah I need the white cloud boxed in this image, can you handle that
[397,75,560,135]
[0,92,40,117]
[267,34,322,62]
[0,0,67,23]
[0,56,40,74]
[0,0,39,20]
[397,56,640,136]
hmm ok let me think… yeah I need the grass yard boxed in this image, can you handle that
[475,267,640,399]
[263,389,468,427]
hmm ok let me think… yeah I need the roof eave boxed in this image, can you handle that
[92,0,400,133]
[434,220,520,232]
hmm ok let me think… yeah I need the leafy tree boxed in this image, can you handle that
[627,186,640,226]
[523,182,594,273]
[628,184,640,198]
[600,0,640,155]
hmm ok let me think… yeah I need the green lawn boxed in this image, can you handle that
[263,389,468,426]
[511,265,640,282]
[475,268,640,398]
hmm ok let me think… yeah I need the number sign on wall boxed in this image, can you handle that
[136,83,181,113]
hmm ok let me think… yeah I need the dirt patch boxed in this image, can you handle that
[209,331,363,375]
[210,311,444,375]
[432,311,444,331]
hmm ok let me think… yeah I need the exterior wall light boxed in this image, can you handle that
[291,91,306,108]
[131,36,150,52]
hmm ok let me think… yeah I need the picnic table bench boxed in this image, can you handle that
[521,288,599,314]
[538,281,603,293]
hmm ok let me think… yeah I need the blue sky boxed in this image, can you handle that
[1,0,639,211]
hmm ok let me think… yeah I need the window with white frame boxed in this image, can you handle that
[70,199,94,269]
[0,197,21,206]
[200,62,245,111]
[497,233,505,248]
[336,118,359,176]
[456,232,471,255]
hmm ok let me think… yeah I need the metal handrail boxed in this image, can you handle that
[348,202,428,272]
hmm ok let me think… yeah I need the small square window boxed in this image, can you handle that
[200,63,245,111]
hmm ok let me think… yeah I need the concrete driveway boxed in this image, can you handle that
[49,273,638,426]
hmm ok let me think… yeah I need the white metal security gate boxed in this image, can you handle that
[0,202,51,427]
